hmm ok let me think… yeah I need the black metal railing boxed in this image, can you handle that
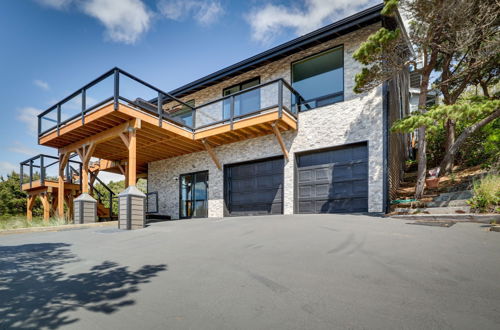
[19,154,82,190]
[146,191,158,214]
[90,171,116,219]
[37,67,305,140]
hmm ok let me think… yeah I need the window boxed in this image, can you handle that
[171,99,195,127]
[292,46,343,111]
[222,77,260,119]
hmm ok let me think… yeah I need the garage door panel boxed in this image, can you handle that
[226,157,284,216]
[297,144,368,214]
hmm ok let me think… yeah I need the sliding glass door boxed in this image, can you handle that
[180,171,208,219]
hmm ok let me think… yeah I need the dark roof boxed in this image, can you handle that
[168,3,384,98]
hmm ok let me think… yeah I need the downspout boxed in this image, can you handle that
[382,81,390,214]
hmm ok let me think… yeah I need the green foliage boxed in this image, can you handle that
[0,171,42,217]
[353,28,401,65]
[392,97,500,134]
[468,174,500,213]
[0,216,69,230]
[93,179,147,214]
[381,0,399,15]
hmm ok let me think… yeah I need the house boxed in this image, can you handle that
[25,3,410,228]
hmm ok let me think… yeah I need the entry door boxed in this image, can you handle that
[180,171,208,218]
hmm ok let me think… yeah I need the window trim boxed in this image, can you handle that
[290,44,344,112]
[222,76,261,97]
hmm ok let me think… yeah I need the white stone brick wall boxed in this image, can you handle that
[149,23,385,218]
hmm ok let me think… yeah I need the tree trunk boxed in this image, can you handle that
[415,126,427,199]
[439,108,500,173]
[442,119,456,174]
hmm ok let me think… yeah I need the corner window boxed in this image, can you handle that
[292,46,344,111]
[171,99,195,127]
[222,77,260,119]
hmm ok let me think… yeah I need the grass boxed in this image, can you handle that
[0,216,72,231]
[468,174,500,213]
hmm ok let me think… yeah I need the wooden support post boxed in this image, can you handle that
[58,152,70,219]
[41,193,50,222]
[27,195,35,221]
[77,142,96,194]
[201,139,222,170]
[128,129,137,187]
[271,122,289,161]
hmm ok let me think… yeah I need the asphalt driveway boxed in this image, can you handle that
[1,214,499,329]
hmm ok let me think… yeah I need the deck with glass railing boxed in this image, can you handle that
[37,68,302,170]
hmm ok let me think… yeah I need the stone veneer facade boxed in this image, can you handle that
[149,23,386,219]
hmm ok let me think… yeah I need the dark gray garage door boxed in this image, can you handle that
[225,157,284,216]
[297,143,368,213]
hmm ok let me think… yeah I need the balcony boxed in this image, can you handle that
[37,68,303,173]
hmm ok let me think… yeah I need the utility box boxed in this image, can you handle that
[118,186,146,230]
[74,193,97,224]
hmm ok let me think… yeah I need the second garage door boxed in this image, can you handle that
[225,157,284,216]
[296,143,368,213]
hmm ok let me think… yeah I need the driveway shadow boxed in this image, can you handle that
[0,243,167,329]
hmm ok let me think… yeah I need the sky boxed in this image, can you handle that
[0,0,379,182]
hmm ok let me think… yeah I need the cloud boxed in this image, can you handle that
[35,0,72,9]
[158,0,224,25]
[34,79,50,91]
[7,141,41,156]
[17,107,40,136]
[0,161,17,177]
[246,0,379,44]
[81,0,153,44]
[34,0,153,44]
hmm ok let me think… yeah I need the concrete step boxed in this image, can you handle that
[394,206,471,214]
[426,199,469,207]
[433,190,473,202]
[390,213,500,223]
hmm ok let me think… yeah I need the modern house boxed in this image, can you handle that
[21,4,410,228]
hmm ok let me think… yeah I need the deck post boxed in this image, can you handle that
[118,125,146,230]
[41,193,50,222]
[58,153,70,219]
[74,145,97,224]
[27,195,34,221]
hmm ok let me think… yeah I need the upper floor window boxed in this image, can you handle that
[292,46,343,111]
[222,77,260,119]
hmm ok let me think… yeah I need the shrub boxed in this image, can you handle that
[468,174,500,213]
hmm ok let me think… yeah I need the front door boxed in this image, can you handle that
[180,171,208,218]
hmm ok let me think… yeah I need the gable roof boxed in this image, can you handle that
[168,3,385,98]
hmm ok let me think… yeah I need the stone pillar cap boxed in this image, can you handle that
[119,186,146,197]
[74,192,97,202]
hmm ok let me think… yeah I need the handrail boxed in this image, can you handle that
[37,67,305,140]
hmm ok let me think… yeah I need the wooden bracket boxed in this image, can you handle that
[201,139,222,170]
[271,122,289,161]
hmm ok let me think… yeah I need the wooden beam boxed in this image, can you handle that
[271,122,289,161]
[119,132,130,148]
[58,120,138,154]
[58,152,69,219]
[201,139,222,170]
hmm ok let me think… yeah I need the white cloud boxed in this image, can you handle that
[158,0,224,25]
[35,0,73,9]
[0,161,17,177]
[7,141,41,156]
[34,0,153,44]
[81,0,153,44]
[34,79,50,91]
[17,107,40,136]
[246,0,379,44]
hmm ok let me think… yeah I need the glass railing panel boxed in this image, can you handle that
[84,74,114,110]
[119,72,158,110]
[40,109,58,134]
[59,92,82,124]
[42,157,59,182]
[195,100,224,128]
[282,83,293,114]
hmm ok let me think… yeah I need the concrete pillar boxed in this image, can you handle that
[74,193,97,224]
[118,186,146,230]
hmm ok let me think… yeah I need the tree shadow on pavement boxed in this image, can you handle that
[0,243,167,329]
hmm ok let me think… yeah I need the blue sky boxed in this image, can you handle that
[0,0,379,181]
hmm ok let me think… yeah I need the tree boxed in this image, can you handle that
[0,171,41,217]
[353,0,500,198]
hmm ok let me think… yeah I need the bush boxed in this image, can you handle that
[468,174,500,213]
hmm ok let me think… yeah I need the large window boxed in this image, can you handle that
[292,46,343,111]
[222,77,260,119]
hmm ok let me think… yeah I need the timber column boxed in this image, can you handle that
[118,121,146,230]
[74,144,97,224]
